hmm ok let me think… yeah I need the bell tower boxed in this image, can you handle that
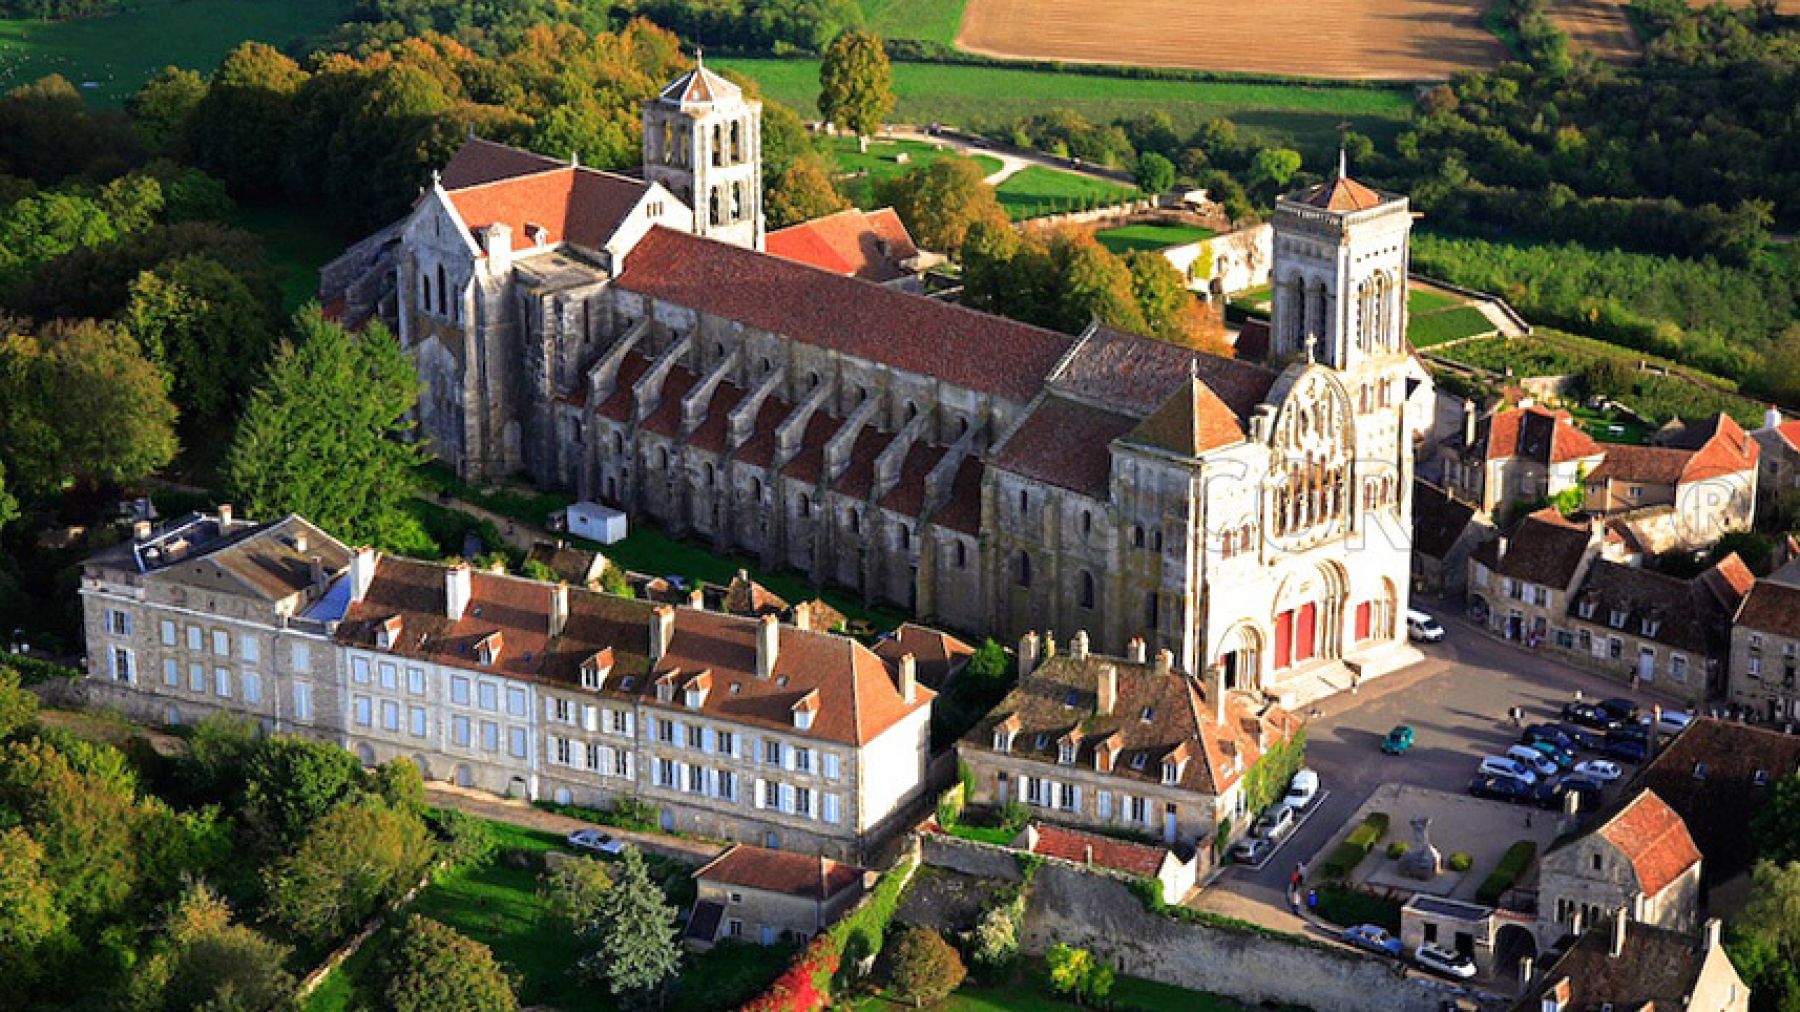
[643,54,764,251]
[1268,153,1411,374]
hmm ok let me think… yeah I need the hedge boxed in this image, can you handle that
[1475,841,1538,906]
[1,652,81,686]
[1320,812,1390,881]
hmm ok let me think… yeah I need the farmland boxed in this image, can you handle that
[717,56,1413,155]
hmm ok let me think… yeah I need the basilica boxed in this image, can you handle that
[322,60,1428,706]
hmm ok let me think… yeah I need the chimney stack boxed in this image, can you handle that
[792,601,812,631]
[1154,648,1174,676]
[1462,399,1477,447]
[217,503,233,527]
[1096,663,1118,717]
[649,605,675,661]
[308,556,326,588]
[445,562,473,621]
[1018,631,1041,677]
[349,546,377,604]
[1126,637,1147,664]
[1704,917,1722,951]
[1609,907,1628,959]
[756,614,780,678]
[293,531,309,554]
[1070,630,1089,661]
[1497,536,1510,561]
[1559,782,1582,834]
[549,582,569,639]
[898,652,917,704]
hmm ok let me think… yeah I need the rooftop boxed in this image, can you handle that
[693,843,864,899]
[1512,919,1717,1012]
[1592,790,1701,897]
[765,207,920,283]
[1628,718,1800,884]
[1470,508,1596,589]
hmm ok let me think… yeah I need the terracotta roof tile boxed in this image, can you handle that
[1596,790,1701,896]
[639,366,699,438]
[1630,719,1800,883]
[766,207,920,283]
[1125,375,1248,456]
[1474,406,1601,465]
[447,165,648,256]
[779,412,837,486]
[523,542,605,587]
[439,137,564,190]
[992,398,1136,500]
[1733,578,1800,636]
[596,354,652,423]
[733,395,794,470]
[1051,324,1274,422]
[657,63,744,107]
[1587,444,1692,486]
[1470,508,1594,588]
[878,442,945,518]
[1775,419,1800,452]
[1027,822,1170,878]
[1513,920,1712,1012]
[620,227,1071,403]
[685,382,746,455]
[873,623,975,690]
[1289,174,1389,212]
[694,843,863,899]
[831,426,889,500]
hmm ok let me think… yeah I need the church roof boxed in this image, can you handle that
[766,207,920,282]
[1050,324,1275,424]
[440,137,565,190]
[1124,374,1249,456]
[657,60,744,107]
[1289,173,1389,212]
[992,397,1139,500]
[445,164,651,256]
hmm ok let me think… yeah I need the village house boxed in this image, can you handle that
[1557,554,1752,697]
[1536,790,1702,951]
[1581,413,1758,549]
[1439,404,1604,516]
[1626,718,1800,887]
[1749,406,1800,507]
[1513,913,1748,1012]
[956,631,1300,866]
[1410,478,1490,598]
[684,843,868,949]
[1467,508,1621,646]
[1727,558,1800,725]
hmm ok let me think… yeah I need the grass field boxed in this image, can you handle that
[857,0,968,44]
[718,57,1412,156]
[0,0,351,105]
[1407,305,1495,347]
[995,165,1138,219]
[1094,222,1216,253]
[829,134,1001,206]
[231,204,349,316]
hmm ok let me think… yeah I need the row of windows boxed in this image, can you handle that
[1016,774,1163,827]
[106,609,268,667]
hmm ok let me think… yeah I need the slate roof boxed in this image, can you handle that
[620,227,1071,403]
[1735,577,1800,636]
[1512,920,1715,1012]
[90,513,351,603]
[766,207,920,283]
[439,137,564,190]
[991,398,1137,501]
[1470,508,1595,588]
[446,164,650,256]
[873,623,975,690]
[694,843,863,899]
[1594,790,1702,897]
[1628,719,1800,884]
[1411,480,1479,561]
[1567,556,1749,657]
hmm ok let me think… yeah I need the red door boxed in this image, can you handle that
[1273,610,1292,670]
[1296,603,1317,663]
[1355,601,1372,642]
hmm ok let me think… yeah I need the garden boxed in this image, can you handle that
[994,165,1140,221]
[1093,222,1217,254]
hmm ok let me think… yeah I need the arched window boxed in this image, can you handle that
[711,124,722,167]
[1080,511,1092,537]
[612,432,624,455]
[798,492,810,515]
[655,447,669,469]
[1153,529,1164,553]
[730,120,743,163]
[750,477,764,501]
[1078,571,1095,609]
[849,510,861,534]
[703,462,715,486]
[899,525,911,551]
[437,264,447,310]
[1239,523,1253,553]
[420,271,432,313]
[1016,552,1033,588]
[730,181,742,220]
[1144,592,1159,630]
[709,189,721,226]
[1018,489,1029,515]
[953,540,967,568]
[1132,525,1145,549]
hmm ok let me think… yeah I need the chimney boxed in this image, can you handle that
[1497,536,1510,561]
[293,531,309,554]
[1126,637,1147,664]
[688,587,705,610]
[1070,630,1089,661]
[308,556,326,587]
[898,652,917,704]
[1609,907,1628,959]
[1764,404,1782,432]
[549,582,569,639]
[1096,663,1118,716]
[1043,632,1058,661]
[1018,631,1041,677]
[1463,399,1477,447]
[756,614,780,679]
[349,546,377,604]
[1704,917,1722,951]
[133,520,154,542]
[482,223,513,272]
[217,503,233,527]
[1517,957,1534,999]
[649,605,675,662]
[1559,783,1582,834]
[792,601,812,631]
[445,562,473,621]
[1154,648,1174,676]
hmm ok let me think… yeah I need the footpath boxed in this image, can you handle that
[425,781,722,865]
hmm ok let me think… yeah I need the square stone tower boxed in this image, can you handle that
[643,56,764,251]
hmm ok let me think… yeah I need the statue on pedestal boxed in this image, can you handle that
[1400,816,1442,881]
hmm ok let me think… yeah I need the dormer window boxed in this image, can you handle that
[1642,619,1660,637]
[377,615,403,649]
[1140,706,1154,723]
[1130,753,1148,771]
[993,728,1015,753]
[1578,600,1597,620]
[579,648,614,691]
[655,675,676,704]
[1059,741,1076,765]
[1692,762,1708,780]
[684,671,712,710]
[1609,609,1627,629]
[791,689,820,731]
[475,631,502,666]
[1034,733,1050,751]
[1753,769,1770,787]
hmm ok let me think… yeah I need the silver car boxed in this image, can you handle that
[566,828,625,855]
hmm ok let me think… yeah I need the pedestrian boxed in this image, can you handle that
[1306,888,1318,911]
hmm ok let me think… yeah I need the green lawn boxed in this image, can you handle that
[830,134,1002,207]
[856,0,968,45]
[1094,222,1216,254]
[0,0,352,106]
[717,57,1411,156]
[1406,305,1495,348]
[1406,287,1464,316]
[995,165,1138,220]
[231,204,350,316]
[1313,884,1403,933]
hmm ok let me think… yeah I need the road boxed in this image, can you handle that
[425,782,722,865]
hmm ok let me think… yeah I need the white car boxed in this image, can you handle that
[1284,768,1321,809]
[1413,942,1477,980]
[1572,759,1622,783]
[1656,710,1694,735]
[1506,744,1560,779]
[1406,610,1446,643]
[1479,756,1538,785]
[1254,804,1298,840]
[566,828,625,855]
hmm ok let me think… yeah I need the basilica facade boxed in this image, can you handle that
[323,61,1426,705]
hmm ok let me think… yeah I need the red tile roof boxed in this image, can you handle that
[766,207,920,283]
[733,394,794,470]
[1773,419,1800,452]
[873,623,975,690]
[1476,406,1601,465]
[1289,174,1389,212]
[832,426,888,500]
[694,843,863,899]
[992,398,1137,500]
[1027,823,1170,878]
[684,382,746,455]
[620,227,1071,403]
[878,442,945,518]
[1589,414,1757,486]
[639,366,699,438]
[1596,790,1701,897]
[595,354,652,423]
[439,137,564,190]
[1587,444,1692,486]
[779,411,837,485]
[447,165,648,255]
[1733,577,1800,636]
[1126,375,1249,456]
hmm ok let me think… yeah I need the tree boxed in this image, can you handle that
[1124,251,1231,355]
[0,320,178,495]
[879,157,1009,254]
[1046,228,1146,335]
[1753,773,1800,866]
[577,847,680,1007]
[0,458,16,536]
[817,32,894,140]
[241,735,365,847]
[192,43,306,198]
[128,67,208,158]
[0,666,37,740]
[383,916,518,1012]
[1045,944,1114,1006]
[1135,152,1176,194]
[368,757,426,816]
[542,856,612,932]
[1725,860,1800,1012]
[879,926,965,1008]
[135,882,297,1012]
[182,712,259,802]
[264,799,435,945]
[225,308,426,549]
[766,152,850,229]
[0,827,65,949]
[0,738,144,925]
[123,254,278,421]
[1247,148,1302,195]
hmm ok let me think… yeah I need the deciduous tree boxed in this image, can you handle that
[1753,773,1800,866]
[192,43,306,198]
[1135,152,1175,194]
[383,916,518,1012]
[264,799,435,945]
[766,153,849,229]
[241,735,365,847]
[0,827,65,949]
[134,882,298,1012]
[879,157,1008,255]
[123,254,278,421]
[542,856,612,932]
[0,666,36,740]
[128,67,208,158]
[818,32,894,140]
[880,926,965,1007]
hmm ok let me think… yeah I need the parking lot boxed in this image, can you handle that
[1199,604,1675,923]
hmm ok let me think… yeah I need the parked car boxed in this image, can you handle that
[1414,942,1478,980]
[1229,836,1274,865]
[1527,741,1576,770]
[1602,736,1651,763]
[1479,756,1538,784]
[1598,697,1641,723]
[1572,759,1622,782]
[1406,610,1446,643]
[1506,744,1560,779]
[566,828,625,855]
[1533,775,1604,811]
[1657,710,1694,735]
[1343,924,1403,957]
[1284,769,1321,809]
[1561,702,1621,731]
[1254,805,1298,840]
[1469,773,1535,803]
[1382,725,1416,755]
[1521,724,1576,752]
[1610,721,1653,744]
[1549,722,1602,750]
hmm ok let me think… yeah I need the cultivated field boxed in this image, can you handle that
[1544,0,1642,61]
[955,0,1509,79]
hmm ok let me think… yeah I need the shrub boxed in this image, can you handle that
[740,934,838,1012]
[1321,812,1389,880]
[1476,841,1537,905]
[428,808,496,870]
[1447,852,1474,872]
[968,892,1024,973]
[1386,841,1410,860]
[880,926,966,1008]
[1046,943,1114,1006]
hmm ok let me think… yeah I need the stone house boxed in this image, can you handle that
[873,622,975,692]
[1467,508,1618,646]
[79,509,349,737]
[1627,718,1800,887]
[1439,404,1604,516]
[1410,478,1490,598]
[522,541,608,588]
[957,632,1300,865]
[684,843,867,948]
[1557,554,1752,698]
[1727,558,1800,724]
[1749,407,1800,508]
[1514,913,1748,1012]
[1017,821,1199,902]
[1536,789,1701,951]
[1582,413,1758,550]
